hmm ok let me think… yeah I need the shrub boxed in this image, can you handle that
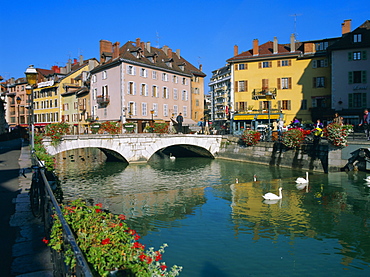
[241,129,261,146]
[281,128,305,148]
[323,123,353,148]
[99,121,121,134]
[45,122,70,146]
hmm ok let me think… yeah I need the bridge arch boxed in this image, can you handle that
[42,134,222,163]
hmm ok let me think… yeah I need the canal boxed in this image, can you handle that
[55,148,370,276]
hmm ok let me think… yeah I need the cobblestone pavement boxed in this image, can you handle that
[0,139,53,276]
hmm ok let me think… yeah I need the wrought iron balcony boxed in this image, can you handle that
[96,95,110,106]
[252,88,277,100]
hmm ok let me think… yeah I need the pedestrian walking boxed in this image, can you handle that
[176,113,183,134]
[359,109,370,140]
[333,113,343,125]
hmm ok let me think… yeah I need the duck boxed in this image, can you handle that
[295,172,309,184]
[262,187,282,200]
[169,153,176,160]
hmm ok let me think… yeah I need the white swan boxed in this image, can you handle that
[235,178,239,183]
[253,174,257,182]
[296,172,309,184]
[364,176,370,182]
[169,153,176,160]
[262,187,282,200]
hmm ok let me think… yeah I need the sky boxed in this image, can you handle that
[1,0,369,92]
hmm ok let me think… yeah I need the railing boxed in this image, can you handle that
[252,88,277,100]
[96,95,110,105]
[30,154,93,276]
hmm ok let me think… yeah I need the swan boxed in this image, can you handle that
[364,176,370,182]
[262,187,282,200]
[253,175,257,182]
[169,153,176,160]
[296,172,309,184]
[235,178,239,183]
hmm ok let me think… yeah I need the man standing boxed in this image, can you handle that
[176,113,183,134]
[359,109,370,140]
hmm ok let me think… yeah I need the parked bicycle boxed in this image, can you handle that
[29,165,45,218]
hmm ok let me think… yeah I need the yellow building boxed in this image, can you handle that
[190,65,206,123]
[227,35,337,128]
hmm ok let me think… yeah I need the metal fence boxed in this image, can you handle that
[31,155,93,276]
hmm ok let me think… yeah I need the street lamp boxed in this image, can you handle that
[150,109,154,127]
[25,65,37,152]
[265,91,273,141]
[16,96,21,125]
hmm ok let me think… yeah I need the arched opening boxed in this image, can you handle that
[149,144,214,161]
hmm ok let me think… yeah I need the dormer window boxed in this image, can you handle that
[178,62,186,71]
[353,34,362,43]
[165,59,173,68]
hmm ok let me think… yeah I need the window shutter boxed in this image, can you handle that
[348,52,353,61]
[133,82,136,95]
[259,101,263,110]
[313,77,317,88]
[348,72,353,84]
[323,77,326,88]
[269,62,272,67]
[134,102,137,116]
[362,71,367,84]
[258,62,261,68]
[235,64,238,71]
[246,80,248,91]
[348,94,353,108]
[235,81,238,92]
[362,93,367,107]
[277,78,281,90]
[313,60,317,68]
[288,60,292,66]
[288,77,292,89]
[288,100,291,110]
[324,59,328,67]
[363,51,367,60]
[133,67,136,75]
[235,102,239,111]
[277,100,281,110]
[277,61,281,67]
[245,63,248,70]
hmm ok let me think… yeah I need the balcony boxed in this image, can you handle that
[252,88,277,100]
[96,95,110,106]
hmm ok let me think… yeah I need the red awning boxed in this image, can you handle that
[34,123,49,127]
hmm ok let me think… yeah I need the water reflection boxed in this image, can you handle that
[55,148,370,276]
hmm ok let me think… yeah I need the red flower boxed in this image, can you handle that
[42,237,49,244]
[155,253,162,261]
[134,234,140,240]
[139,254,146,262]
[132,242,145,249]
[160,264,167,270]
[118,214,126,220]
[101,238,110,245]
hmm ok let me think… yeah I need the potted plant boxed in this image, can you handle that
[241,129,261,146]
[323,123,353,148]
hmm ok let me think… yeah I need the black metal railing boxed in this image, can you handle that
[31,154,93,276]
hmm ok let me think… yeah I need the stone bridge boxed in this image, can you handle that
[42,134,223,163]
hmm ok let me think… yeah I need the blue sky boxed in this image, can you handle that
[1,0,369,92]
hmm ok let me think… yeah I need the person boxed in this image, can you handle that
[176,113,183,134]
[197,118,204,134]
[169,116,176,134]
[314,119,323,129]
[333,113,343,125]
[359,109,370,140]
[291,117,300,128]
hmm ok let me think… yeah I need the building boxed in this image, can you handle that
[226,28,342,131]
[208,65,231,127]
[90,38,206,133]
[329,19,370,125]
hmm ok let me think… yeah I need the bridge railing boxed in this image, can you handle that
[30,154,93,276]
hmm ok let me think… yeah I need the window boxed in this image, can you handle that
[262,79,269,89]
[162,73,168,81]
[152,86,158,97]
[92,75,97,83]
[301,99,307,110]
[142,103,147,116]
[102,71,107,79]
[236,63,247,70]
[141,84,148,96]
[280,60,290,66]
[127,65,135,75]
[140,68,147,77]
[128,82,135,95]
[174,105,178,115]
[260,61,272,68]
[353,34,362,43]
[277,100,291,110]
[313,77,325,88]
[196,99,199,106]
[278,77,291,89]
[182,90,188,101]
[349,51,367,61]
[183,106,187,117]
[182,78,187,85]
[153,103,158,116]
[102,85,108,97]
[315,41,329,51]
[236,80,247,92]
[173,75,178,83]
[173,88,178,100]
[349,93,366,108]
[313,59,328,68]
[55,99,58,107]
[93,88,97,100]
[193,88,199,94]
[349,71,367,84]
[128,102,136,116]
[163,104,168,117]
[163,87,169,99]
[353,51,361,60]
[152,71,157,79]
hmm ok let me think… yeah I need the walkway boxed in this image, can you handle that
[0,139,53,276]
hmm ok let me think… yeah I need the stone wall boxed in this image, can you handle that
[217,137,331,173]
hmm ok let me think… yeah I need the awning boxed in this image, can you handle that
[182,118,197,126]
[34,123,49,127]
[233,114,280,121]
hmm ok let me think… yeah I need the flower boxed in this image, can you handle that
[241,129,261,146]
[323,123,353,148]
[101,238,110,245]
[118,214,126,220]
[281,128,305,148]
[42,237,49,244]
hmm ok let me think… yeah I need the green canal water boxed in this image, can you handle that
[55,148,370,276]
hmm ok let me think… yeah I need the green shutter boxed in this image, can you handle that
[348,93,353,108]
[362,93,367,107]
[348,52,352,61]
[362,71,367,84]
[363,51,367,60]
[348,71,353,84]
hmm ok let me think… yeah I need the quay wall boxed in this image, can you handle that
[216,137,354,173]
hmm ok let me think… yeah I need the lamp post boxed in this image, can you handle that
[25,65,37,152]
[265,91,273,141]
[150,109,154,127]
[16,96,21,125]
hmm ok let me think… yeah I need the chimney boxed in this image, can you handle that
[273,37,278,54]
[253,39,259,56]
[100,40,113,63]
[199,64,203,71]
[168,48,172,59]
[113,42,120,59]
[67,59,72,73]
[136,38,141,47]
[176,49,181,58]
[89,59,96,71]
[79,55,84,65]
[234,45,238,56]
[146,42,151,53]
[290,34,296,52]
[342,19,351,35]
[304,42,315,54]
[162,45,168,55]
[73,58,78,65]
[51,65,60,73]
